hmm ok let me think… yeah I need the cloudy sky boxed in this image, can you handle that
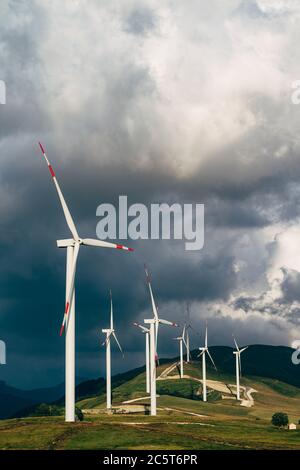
[1,0,300,388]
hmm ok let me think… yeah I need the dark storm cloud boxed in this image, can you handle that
[124,6,158,36]
[0,1,48,138]
[280,268,300,303]
[1,0,300,387]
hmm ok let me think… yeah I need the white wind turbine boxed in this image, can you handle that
[102,290,123,410]
[38,142,133,422]
[233,337,248,401]
[173,325,188,378]
[133,322,150,394]
[144,265,178,416]
[198,324,217,402]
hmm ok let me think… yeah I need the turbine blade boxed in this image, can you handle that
[113,332,124,357]
[155,352,160,367]
[185,328,189,348]
[239,346,248,354]
[158,319,178,327]
[133,322,149,333]
[233,336,240,352]
[197,349,205,358]
[207,349,217,371]
[155,321,159,355]
[59,242,80,336]
[205,323,208,348]
[144,265,159,321]
[102,330,113,347]
[82,238,134,251]
[186,303,191,323]
[38,142,79,241]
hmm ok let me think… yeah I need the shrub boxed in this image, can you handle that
[32,403,63,417]
[75,407,84,421]
[272,412,289,428]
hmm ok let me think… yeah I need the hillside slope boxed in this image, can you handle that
[0,381,65,419]
[6,344,300,419]
[77,344,300,406]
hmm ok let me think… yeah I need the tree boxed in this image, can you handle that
[272,412,289,428]
[33,403,50,417]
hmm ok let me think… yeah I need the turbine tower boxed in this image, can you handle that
[38,143,133,422]
[198,324,217,402]
[173,325,188,378]
[233,337,248,401]
[102,290,123,410]
[133,322,150,394]
[144,265,178,416]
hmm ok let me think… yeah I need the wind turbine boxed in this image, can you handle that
[102,290,123,410]
[198,324,217,402]
[144,265,178,416]
[173,325,188,378]
[38,142,133,422]
[144,265,178,358]
[133,322,150,393]
[233,337,248,401]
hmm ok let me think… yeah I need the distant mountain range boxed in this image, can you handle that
[0,377,86,419]
[2,345,300,419]
[0,380,65,419]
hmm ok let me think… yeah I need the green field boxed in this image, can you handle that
[1,361,300,450]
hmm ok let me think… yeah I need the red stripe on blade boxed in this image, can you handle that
[59,324,65,336]
[38,142,45,154]
[116,244,134,251]
[65,302,69,314]
[49,165,55,178]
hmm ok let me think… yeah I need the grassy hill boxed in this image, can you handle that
[6,344,300,419]
[76,344,300,407]
[2,374,300,449]
[77,359,300,417]
[2,345,300,449]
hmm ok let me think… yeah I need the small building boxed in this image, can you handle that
[289,423,297,430]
